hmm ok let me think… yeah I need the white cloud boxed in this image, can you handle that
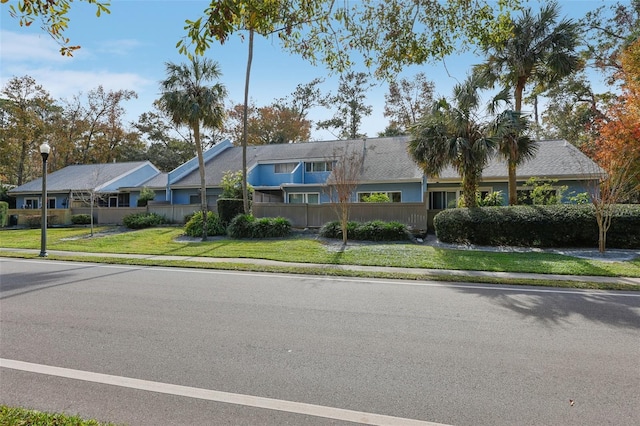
[0,30,69,64]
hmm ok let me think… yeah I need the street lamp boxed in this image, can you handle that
[39,142,50,257]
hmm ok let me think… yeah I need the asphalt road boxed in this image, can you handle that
[1,258,639,425]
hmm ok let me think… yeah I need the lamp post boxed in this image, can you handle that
[39,142,50,257]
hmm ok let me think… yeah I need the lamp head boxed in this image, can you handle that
[40,142,51,155]
[40,142,51,161]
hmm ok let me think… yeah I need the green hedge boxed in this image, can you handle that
[217,198,246,226]
[123,212,168,229]
[227,214,291,239]
[71,214,92,225]
[184,211,225,237]
[319,220,412,241]
[434,204,640,248]
[0,201,7,227]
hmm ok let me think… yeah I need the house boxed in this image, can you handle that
[7,136,602,229]
[166,136,425,207]
[425,139,601,209]
[8,161,163,225]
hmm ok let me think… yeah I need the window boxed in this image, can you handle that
[24,198,38,209]
[428,191,458,209]
[189,194,200,204]
[357,191,402,202]
[47,198,56,209]
[305,161,333,172]
[288,193,320,204]
[274,163,296,173]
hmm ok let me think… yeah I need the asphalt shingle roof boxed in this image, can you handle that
[171,136,424,187]
[435,139,601,180]
[10,161,152,193]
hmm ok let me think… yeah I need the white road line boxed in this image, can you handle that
[0,358,449,426]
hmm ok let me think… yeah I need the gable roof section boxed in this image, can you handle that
[9,161,158,194]
[434,139,601,181]
[170,136,423,187]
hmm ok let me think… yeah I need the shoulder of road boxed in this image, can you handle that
[2,247,639,287]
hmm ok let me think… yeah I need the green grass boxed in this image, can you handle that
[1,226,639,281]
[0,405,120,425]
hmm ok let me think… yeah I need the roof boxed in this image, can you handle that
[9,161,155,194]
[170,136,424,187]
[434,139,602,181]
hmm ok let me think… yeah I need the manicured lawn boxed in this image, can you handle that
[0,405,120,425]
[2,226,639,278]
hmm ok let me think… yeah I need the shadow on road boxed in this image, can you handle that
[455,285,640,330]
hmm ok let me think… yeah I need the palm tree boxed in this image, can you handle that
[159,57,227,241]
[474,1,580,204]
[493,110,538,205]
[409,75,498,208]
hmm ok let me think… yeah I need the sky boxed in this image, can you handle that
[0,0,621,142]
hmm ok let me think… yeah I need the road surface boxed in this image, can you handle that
[1,258,639,425]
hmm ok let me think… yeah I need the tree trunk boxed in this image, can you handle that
[194,122,207,241]
[508,159,517,205]
[242,29,254,215]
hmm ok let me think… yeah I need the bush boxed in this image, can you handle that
[227,214,255,239]
[217,198,246,226]
[362,193,391,203]
[434,204,640,248]
[319,220,411,241]
[184,211,225,237]
[227,214,291,239]
[137,187,155,207]
[71,214,92,225]
[123,212,167,229]
[0,201,7,227]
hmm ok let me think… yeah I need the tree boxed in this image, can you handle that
[317,71,373,140]
[325,143,365,246]
[473,1,581,204]
[180,1,330,215]
[226,102,311,145]
[583,38,640,252]
[383,72,435,134]
[276,77,325,122]
[2,0,110,56]
[182,0,520,210]
[409,75,498,208]
[0,75,56,186]
[493,110,538,205]
[158,57,227,241]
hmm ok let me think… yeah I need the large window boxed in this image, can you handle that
[357,191,402,202]
[23,198,38,209]
[274,163,296,173]
[305,161,333,172]
[428,191,458,209]
[288,193,319,204]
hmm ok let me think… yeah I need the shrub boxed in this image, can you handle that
[0,201,7,227]
[319,220,411,241]
[71,214,92,225]
[227,215,291,239]
[123,212,167,229]
[362,193,391,203]
[137,187,155,207]
[217,198,246,225]
[220,170,253,199]
[227,214,255,239]
[184,211,225,237]
[434,204,640,248]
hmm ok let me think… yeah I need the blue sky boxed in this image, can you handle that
[0,0,619,141]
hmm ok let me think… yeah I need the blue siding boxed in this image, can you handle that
[101,163,159,191]
[303,170,331,184]
[249,163,303,186]
[171,188,223,205]
[356,182,423,202]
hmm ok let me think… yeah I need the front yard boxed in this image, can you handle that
[2,226,639,280]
